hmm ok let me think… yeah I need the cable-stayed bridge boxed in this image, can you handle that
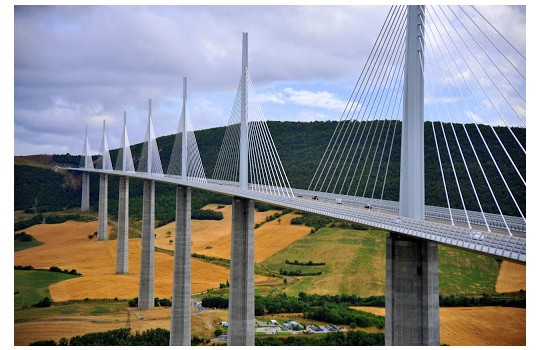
[69,5,525,346]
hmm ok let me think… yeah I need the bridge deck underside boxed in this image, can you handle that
[70,168,525,263]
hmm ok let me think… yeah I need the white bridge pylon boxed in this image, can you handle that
[212,32,295,198]
[167,77,207,183]
[79,125,94,169]
[115,112,135,172]
[137,99,164,175]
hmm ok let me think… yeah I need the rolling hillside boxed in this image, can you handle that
[15,120,525,221]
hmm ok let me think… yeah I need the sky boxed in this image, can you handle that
[12,4,526,156]
[2,4,535,346]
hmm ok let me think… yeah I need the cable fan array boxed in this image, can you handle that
[115,112,135,172]
[213,69,294,197]
[79,125,95,169]
[137,100,164,175]
[96,120,113,170]
[309,5,406,201]
[309,5,525,235]
[422,5,525,235]
[167,102,207,182]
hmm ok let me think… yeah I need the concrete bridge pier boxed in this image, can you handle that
[97,174,108,240]
[138,180,155,309]
[385,233,440,346]
[170,186,192,346]
[227,197,255,346]
[81,172,90,211]
[116,177,129,274]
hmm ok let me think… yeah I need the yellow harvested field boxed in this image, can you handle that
[14,306,229,345]
[352,306,525,346]
[496,261,526,293]
[253,213,312,262]
[15,319,123,346]
[195,212,311,262]
[155,204,280,254]
[156,205,310,263]
[14,220,267,301]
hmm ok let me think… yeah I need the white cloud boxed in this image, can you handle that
[465,110,483,124]
[257,92,285,105]
[13,5,525,155]
[282,87,348,110]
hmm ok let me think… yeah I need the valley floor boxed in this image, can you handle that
[14,207,526,346]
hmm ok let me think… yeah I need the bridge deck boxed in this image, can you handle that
[69,168,526,263]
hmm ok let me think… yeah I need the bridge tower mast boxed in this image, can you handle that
[400,5,425,219]
[170,77,193,346]
[239,32,249,189]
[228,32,255,346]
[80,124,91,211]
[386,5,440,346]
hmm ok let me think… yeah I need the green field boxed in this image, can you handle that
[261,227,499,296]
[261,228,387,296]
[14,270,79,308]
[14,239,43,252]
[438,246,499,295]
[15,300,128,323]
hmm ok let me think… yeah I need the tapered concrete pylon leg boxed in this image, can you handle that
[116,177,129,274]
[385,233,440,346]
[81,172,90,211]
[138,180,155,310]
[98,174,108,240]
[170,186,192,346]
[227,197,255,346]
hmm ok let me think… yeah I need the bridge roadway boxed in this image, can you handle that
[70,168,526,263]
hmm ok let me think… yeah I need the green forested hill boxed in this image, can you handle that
[14,120,525,222]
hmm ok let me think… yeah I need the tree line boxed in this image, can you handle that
[285,259,326,266]
[16,121,525,218]
[255,330,384,346]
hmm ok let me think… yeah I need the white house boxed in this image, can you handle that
[282,321,304,330]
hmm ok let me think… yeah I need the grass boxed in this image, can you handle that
[261,227,500,296]
[261,228,387,296]
[438,246,499,295]
[14,239,43,252]
[14,270,80,308]
[14,300,128,323]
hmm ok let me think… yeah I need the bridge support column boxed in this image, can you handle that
[170,186,192,346]
[227,197,255,346]
[98,174,108,240]
[138,180,155,310]
[81,172,90,211]
[116,177,129,274]
[385,233,440,346]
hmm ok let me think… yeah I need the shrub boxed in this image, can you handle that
[29,340,57,346]
[191,209,224,220]
[14,214,43,231]
[214,328,223,337]
[34,297,52,308]
[201,296,228,309]
[14,265,33,270]
[158,298,172,307]
[285,259,326,266]
[351,223,369,230]
[14,232,34,242]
